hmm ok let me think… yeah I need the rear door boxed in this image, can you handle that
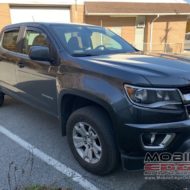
[15,26,58,116]
[0,28,21,88]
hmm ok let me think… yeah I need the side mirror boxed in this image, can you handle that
[29,46,51,62]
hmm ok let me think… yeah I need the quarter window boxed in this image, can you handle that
[22,30,48,54]
[2,30,19,52]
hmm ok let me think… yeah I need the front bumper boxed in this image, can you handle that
[120,119,190,170]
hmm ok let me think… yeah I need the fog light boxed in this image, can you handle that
[141,133,175,150]
[142,133,156,145]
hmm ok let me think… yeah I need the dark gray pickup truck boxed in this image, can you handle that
[1,22,190,175]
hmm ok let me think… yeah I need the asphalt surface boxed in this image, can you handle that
[1,96,190,190]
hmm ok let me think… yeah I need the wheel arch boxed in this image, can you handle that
[58,90,117,136]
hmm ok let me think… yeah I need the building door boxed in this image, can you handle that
[10,7,70,23]
[135,16,145,51]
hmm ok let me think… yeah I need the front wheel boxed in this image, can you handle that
[66,106,119,175]
[0,92,4,107]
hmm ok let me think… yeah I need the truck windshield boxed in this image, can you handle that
[52,24,137,57]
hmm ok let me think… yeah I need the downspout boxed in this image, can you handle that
[100,19,103,45]
[75,0,77,11]
[150,14,160,52]
[100,19,103,27]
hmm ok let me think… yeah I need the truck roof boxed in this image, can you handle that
[3,22,94,30]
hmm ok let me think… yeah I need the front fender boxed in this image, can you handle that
[57,72,128,133]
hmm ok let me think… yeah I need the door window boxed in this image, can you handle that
[2,30,19,52]
[22,30,48,54]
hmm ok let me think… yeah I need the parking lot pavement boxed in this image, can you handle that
[1,96,190,190]
[0,133,85,190]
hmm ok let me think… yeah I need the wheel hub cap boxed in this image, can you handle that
[72,122,102,164]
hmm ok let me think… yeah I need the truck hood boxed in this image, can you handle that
[80,53,190,87]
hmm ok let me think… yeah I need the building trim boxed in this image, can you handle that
[9,4,71,8]
[85,12,190,16]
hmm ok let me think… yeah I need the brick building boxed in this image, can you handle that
[0,0,190,52]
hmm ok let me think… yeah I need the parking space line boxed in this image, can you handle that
[0,125,99,190]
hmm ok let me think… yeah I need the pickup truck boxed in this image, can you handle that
[1,22,190,175]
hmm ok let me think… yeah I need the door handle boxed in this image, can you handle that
[17,62,25,68]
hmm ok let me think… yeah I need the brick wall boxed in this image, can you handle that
[0,4,11,31]
[85,14,187,53]
[70,5,85,23]
[145,15,187,52]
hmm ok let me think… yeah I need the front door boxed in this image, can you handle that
[15,27,58,116]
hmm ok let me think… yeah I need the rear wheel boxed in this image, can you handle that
[0,92,4,107]
[66,106,119,175]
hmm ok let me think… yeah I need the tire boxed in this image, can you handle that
[66,106,119,175]
[0,92,4,107]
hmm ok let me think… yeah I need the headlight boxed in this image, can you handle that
[124,85,182,109]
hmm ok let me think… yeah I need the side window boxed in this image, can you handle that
[2,30,19,52]
[91,32,122,50]
[22,30,49,54]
